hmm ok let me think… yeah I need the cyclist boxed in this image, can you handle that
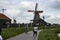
[33,26,38,37]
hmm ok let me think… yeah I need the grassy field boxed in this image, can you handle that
[1,27,25,40]
[38,28,60,40]
[1,27,34,40]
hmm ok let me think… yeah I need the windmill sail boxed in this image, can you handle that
[35,3,38,11]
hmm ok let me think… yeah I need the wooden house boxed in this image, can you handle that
[0,13,11,28]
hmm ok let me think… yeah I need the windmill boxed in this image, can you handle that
[28,3,43,26]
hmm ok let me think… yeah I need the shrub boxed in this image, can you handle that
[1,27,24,40]
[38,28,60,40]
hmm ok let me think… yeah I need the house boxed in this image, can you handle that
[0,13,11,28]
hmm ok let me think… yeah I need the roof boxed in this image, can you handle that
[0,13,10,20]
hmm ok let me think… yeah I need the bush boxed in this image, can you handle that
[1,27,33,40]
[38,28,60,40]
[1,27,24,40]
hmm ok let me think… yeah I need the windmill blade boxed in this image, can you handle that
[36,11,43,13]
[35,3,38,11]
[28,10,34,12]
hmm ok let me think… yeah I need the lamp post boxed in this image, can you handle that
[18,23,20,28]
[30,20,33,27]
[2,8,6,13]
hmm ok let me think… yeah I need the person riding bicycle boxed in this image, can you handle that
[33,26,38,37]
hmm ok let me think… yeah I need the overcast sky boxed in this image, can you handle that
[0,0,60,24]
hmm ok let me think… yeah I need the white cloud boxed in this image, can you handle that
[44,14,60,24]
[20,1,31,8]
[19,1,35,9]
[5,9,20,18]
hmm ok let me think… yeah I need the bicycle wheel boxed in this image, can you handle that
[33,33,37,40]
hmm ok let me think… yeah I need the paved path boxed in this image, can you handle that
[7,30,41,40]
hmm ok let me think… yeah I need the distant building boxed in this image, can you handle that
[0,13,11,28]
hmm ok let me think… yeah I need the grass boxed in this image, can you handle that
[1,27,25,40]
[38,28,60,40]
[1,27,33,40]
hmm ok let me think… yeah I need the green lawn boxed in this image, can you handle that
[1,27,33,40]
[38,28,60,40]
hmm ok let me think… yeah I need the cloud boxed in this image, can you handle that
[20,1,33,8]
[45,14,60,24]
[5,9,20,17]
[46,0,60,9]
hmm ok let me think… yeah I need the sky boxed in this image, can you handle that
[0,0,60,24]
